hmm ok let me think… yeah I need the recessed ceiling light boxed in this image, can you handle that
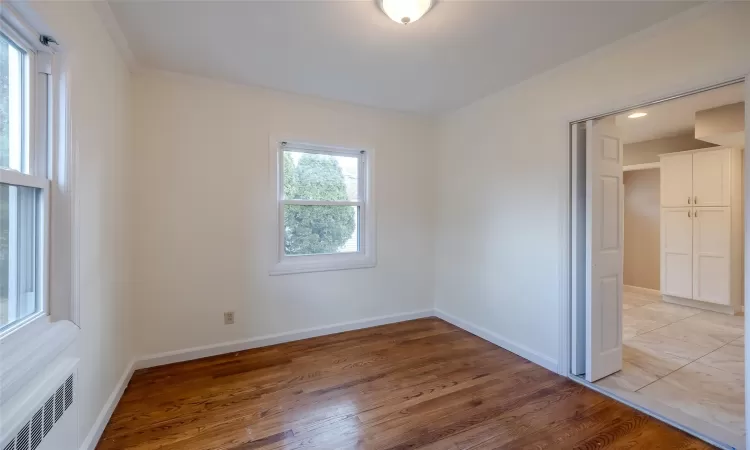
[379,0,435,25]
[628,112,648,119]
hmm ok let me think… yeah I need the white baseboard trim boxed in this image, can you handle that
[623,285,661,296]
[79,358,136,450]
[434,309,558,373]
[662,295,739,315]
[135,309,434,370]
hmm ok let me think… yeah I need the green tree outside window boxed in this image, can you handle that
[283,152,356,255]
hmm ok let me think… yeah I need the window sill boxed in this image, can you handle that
[0,318,78,406]
[269,255,376,276]
[0,311,47,341]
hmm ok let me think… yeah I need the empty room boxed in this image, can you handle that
[0,1,748,450]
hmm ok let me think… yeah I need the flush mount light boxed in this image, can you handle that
[379,0,435,25]
[628,112,648,119]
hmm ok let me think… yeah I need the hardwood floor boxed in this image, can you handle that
[98,318,714,449]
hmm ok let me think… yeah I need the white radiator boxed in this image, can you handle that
[1,358,78,450]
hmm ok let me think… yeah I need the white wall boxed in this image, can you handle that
[623,133,716,165]
[623,169,660,290]
[434,2,750,370]
[16,1,134,446]
[131,70,435,356]
[696,101,746,147]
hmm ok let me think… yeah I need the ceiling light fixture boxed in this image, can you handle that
[628,112,648,119]
[379,0,435,25]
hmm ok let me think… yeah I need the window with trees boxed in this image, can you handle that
[0,25,50,334]
[271,141,375,275]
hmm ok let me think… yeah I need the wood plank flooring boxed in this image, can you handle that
[98,318,714,449]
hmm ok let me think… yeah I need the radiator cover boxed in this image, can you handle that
[1,359,78,450]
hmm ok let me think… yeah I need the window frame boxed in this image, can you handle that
[0,10,52,338]
[269,139,376,275]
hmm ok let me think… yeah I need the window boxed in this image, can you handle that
[270,141,375,275]
[0,24,50,334]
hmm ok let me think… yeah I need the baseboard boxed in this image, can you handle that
[434,309,558,373]
[79,358,136,450]
[135,309,434,370]
[623,285,661,296]
[662,295,739,315]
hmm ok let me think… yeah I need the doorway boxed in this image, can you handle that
[570,80,747,449]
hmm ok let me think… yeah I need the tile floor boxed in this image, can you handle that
[596,288,745,440]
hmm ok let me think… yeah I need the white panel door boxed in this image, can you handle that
[661,207,693,299]
[692,207,731,305]
[660,153,693,207]
[585,118,623,382]
[692,149,731,207]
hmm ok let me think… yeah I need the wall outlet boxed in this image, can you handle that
[224,311,235,325]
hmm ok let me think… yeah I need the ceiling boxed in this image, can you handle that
[615,82,745,144]
[108,1,698,114]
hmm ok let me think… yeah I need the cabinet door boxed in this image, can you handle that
[693,149,731,207]
[692,207,731,305]
[660,153,693,207]
[661,208,693,299]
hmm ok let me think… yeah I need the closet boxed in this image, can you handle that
[659,147,743,313]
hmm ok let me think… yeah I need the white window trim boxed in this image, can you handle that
[0,18,51,340]
[0,3,78,410]
[0,5,77,345]
[268,138,376,275]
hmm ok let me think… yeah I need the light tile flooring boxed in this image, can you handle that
[596,288,745,440]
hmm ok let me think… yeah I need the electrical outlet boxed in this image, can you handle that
[224,311,235,325]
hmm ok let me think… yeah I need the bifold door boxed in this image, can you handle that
[585,118,624,382]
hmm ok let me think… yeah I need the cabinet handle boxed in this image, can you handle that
[694,196,697,204]
[688,197,691,204]
[695,210,698,217]
[688,211,691,218]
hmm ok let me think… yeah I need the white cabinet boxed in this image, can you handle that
[692,148,731,207]
[659,147,742,313]
[660,148,731,207]
[661,208,693,299]
[692,207,730,305]
[660,152,693,207]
